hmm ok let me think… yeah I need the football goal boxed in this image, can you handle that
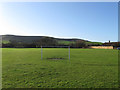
[41,46,70,60]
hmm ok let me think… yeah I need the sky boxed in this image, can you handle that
[0,2,118,42]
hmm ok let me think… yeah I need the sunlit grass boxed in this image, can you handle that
[2,48,118,88]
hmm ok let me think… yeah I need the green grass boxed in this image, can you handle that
[86,42,103,45]
[58,40,103,46]
[2,48,118,88]
[2,40,10,44]
[58,40,75,45]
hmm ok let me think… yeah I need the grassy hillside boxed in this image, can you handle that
[2,35,84,43]
[2,40,10,44]
[2,48,118,88]
[2,35,43,44]
[2,35,103,46]
[58,40,75,45]
[86,42,103,45]
[58,40,102,46]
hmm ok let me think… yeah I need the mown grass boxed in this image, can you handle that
[2,48,118,88]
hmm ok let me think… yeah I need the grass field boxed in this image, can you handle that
[2,48,118,88]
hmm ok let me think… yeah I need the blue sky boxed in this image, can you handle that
[0,2,118,42]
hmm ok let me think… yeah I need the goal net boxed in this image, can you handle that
[41,46,70,60]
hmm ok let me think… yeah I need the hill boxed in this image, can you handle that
[1,34,103,48]
[2,34,89,44]
[2,35,43,44]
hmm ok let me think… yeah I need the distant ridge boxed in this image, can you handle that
[1,34,89,44]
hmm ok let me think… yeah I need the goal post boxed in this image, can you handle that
[68,46,70,60]
[41,46,70,60]
[41,45,42,60]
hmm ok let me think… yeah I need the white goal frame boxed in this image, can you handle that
[41,46,70,60]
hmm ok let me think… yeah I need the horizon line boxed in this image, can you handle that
[1,34,118,43]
